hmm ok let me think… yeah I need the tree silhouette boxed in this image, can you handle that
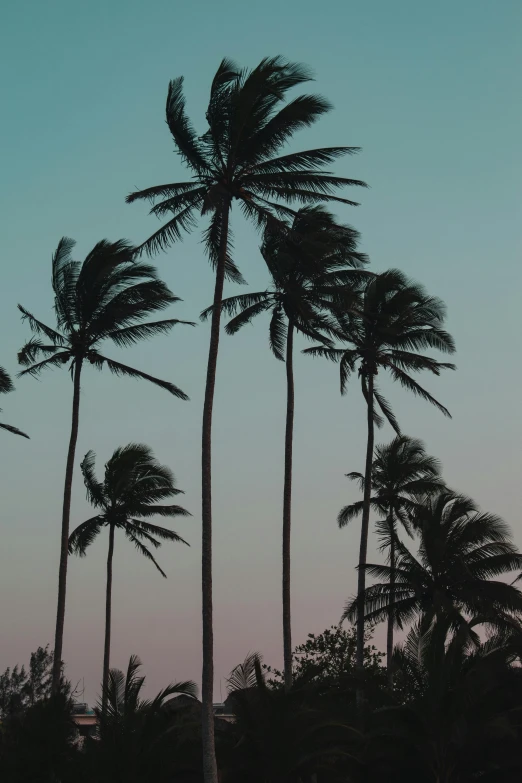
[203,205,368,689]
[344,489,522,635]
[69,444,190,709]
[17,238,192,691]
[340,435,443,682]
[126,56,366,782]
[305,270,455,675]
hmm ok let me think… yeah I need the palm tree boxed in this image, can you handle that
[344,489,522,636]
[202,206,368,690]
[68,444,190,708]
[17,238,192,692]
[126,56,367,780]
[339,435,444,682]
[92,655,198,783]
[367,620,522,783]
[0,367,29,439]
[305,270,456,675]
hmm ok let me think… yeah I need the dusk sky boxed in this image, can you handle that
[1,0,520,703]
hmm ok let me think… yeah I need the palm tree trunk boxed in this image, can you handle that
[356,371,374,676]
[386,513,395,688]
[52,358,83,692]
[283,321,295,691]
[201,203,231,783]
[101,522,115,714]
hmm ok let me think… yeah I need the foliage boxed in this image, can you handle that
[69,444,191,576]
[203,205,369,353]
[0,692,81,783]
[305,268,456,429]
[339,435,444,536]
[263,625,385,689]
[222,655,362,783]
[344,489,522,633]
[126,57,366,262]
[0,646,70,718]
[0,365,29,438]
[17,238,192,397]
[365,620,522,782]
[85,655,199,783]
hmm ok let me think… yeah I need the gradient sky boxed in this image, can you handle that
[1,0,521,704]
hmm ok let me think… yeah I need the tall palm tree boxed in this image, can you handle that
[126,56,366,780]
[339,435,444,682]
[68,444,190,707]
[0,367,29,439]
[344,489,522,635]
[305,270,456,674]
[17,238,192,691]
[202,206,368,690]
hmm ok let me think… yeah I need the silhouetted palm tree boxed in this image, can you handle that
[17,238,192,691]
[92,655,198,783]
[368,619,522,783]
[0,367,29,439]
[126,57,366,781]
[340,435,444,682]
[69,444,190,709]
[203,206,368,690]
[305,270,456,674]
[344,489,522,635]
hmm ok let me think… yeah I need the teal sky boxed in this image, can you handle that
[1,0,521,702]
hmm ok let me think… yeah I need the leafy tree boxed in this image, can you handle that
[17,238,192,691]
[340,436,444,682]
[204,205,368,690]
[305,270,455,674]
[88,655,198,783]
[69,445,190,709]
[126,56,366,782]
[0,692,81,783]
[344,489,522,635]
[0,646,70,718]
[0,366,28,439]
[264,625,385,692]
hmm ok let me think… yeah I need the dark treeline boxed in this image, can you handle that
[1,56,521,783]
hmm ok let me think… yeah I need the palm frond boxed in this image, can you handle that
[0,367,14,394]
[226,652,262,692]
[373,385,401,435]
[0,421,30,439]
[17,306,67,345]
[17,351,70,378]
[88,353,188,400]
[80,450,106,508]
[68,517,104,556]
[268,304,288,361]
[387,364,452,417]
[106,318,195,348]
[125,532,167,578]
[129,519,189,546]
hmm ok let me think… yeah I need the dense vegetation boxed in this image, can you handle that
[1,55,520,782]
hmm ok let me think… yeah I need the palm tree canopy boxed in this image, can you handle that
[17,238,193,398]
[100,654,198,721]
[304,269,456,432]
[69,444,191,577]
[201,206,371,359]
[343,489,522,631]
[126,57,367,264]
[0,365,29,439]
[339,435,444,533]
